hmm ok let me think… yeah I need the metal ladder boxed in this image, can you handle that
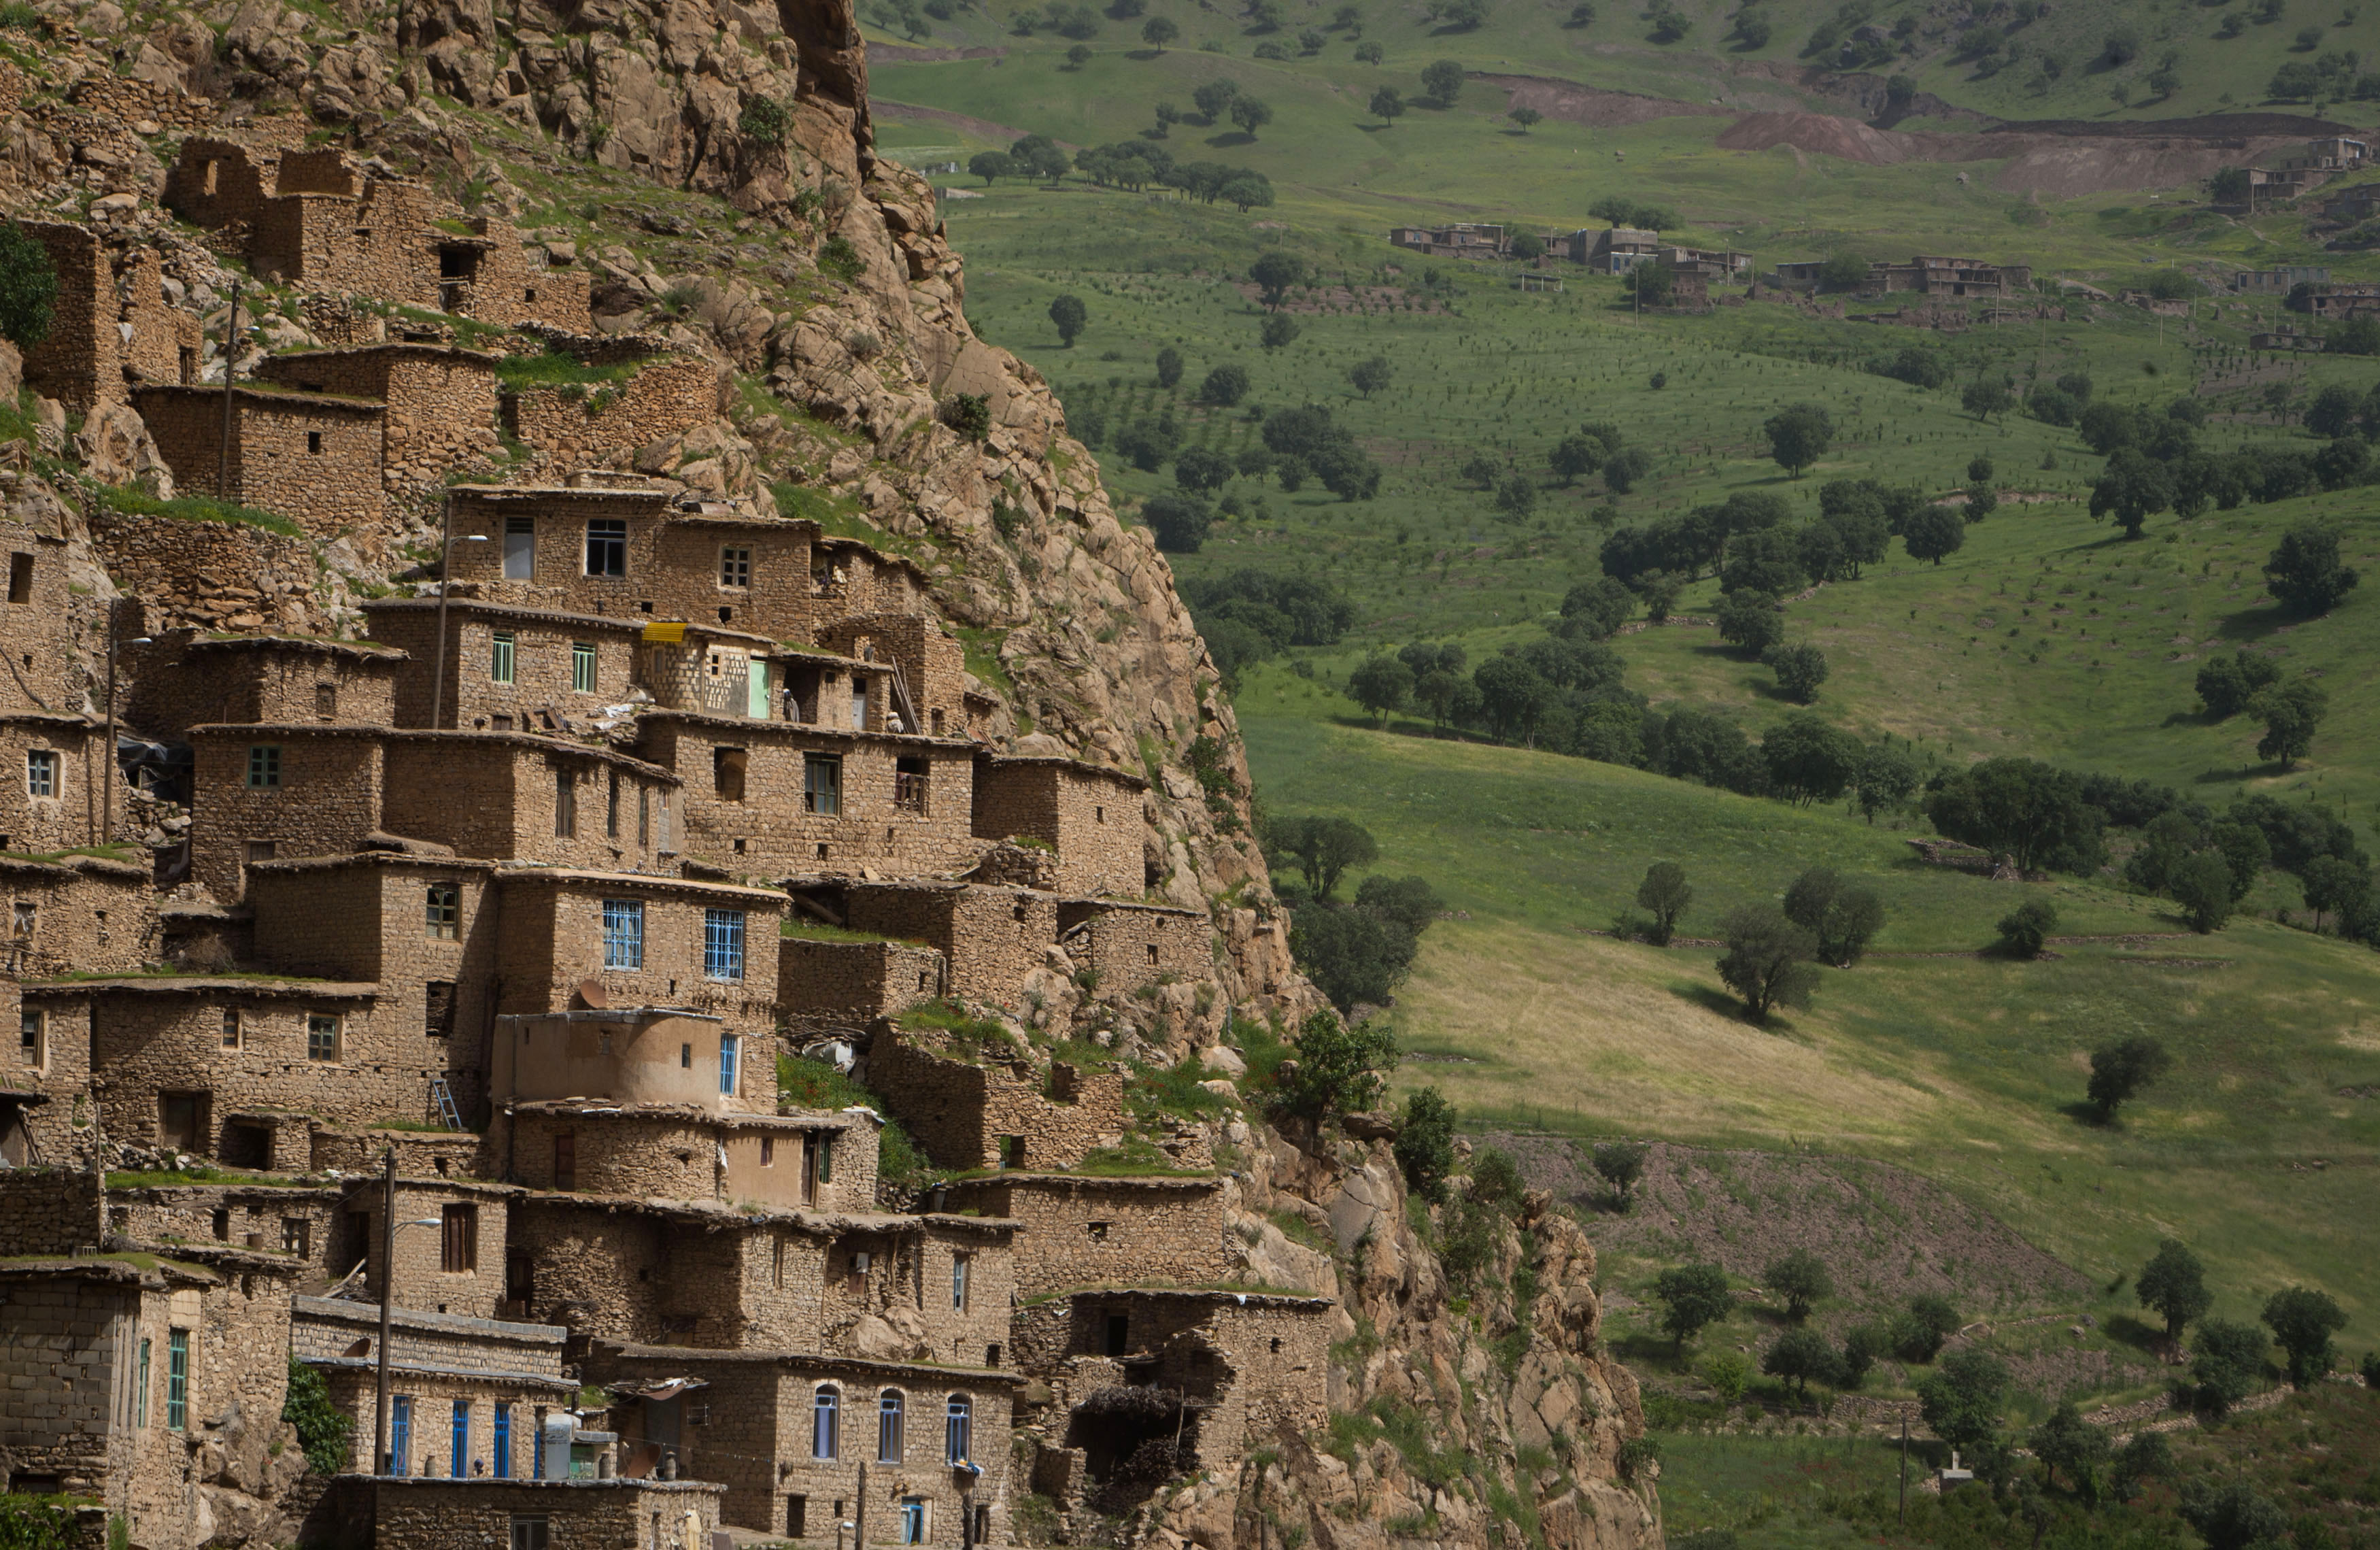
[428,1077,462,1132]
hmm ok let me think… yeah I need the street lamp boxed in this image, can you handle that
[373,1143,448,1475]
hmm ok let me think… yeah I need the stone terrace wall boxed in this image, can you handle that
[340,1477,724,1550]
[868,1033,1123,1173]
[938,1175,1224,1299]
[501,358,721,465]
[0,1168,104,1255]
[66,75,217,135]
[97,509,332,635]
[1055,901,1207,997]
[840,884,1052,1008]
[777,935,944,1033]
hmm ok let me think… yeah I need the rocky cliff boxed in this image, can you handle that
[0,0,1658,1538]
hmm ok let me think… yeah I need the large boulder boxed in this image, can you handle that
[73,403,173,497]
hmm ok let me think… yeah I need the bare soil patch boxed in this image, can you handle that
[1478,73,1730,129]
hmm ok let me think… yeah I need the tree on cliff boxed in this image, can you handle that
[0,224,57,350]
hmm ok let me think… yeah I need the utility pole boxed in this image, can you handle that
[854,1463,867,1550]
[218,282,241,501]
[374,1147,398,1474]
[1898,1414,1909,1528]
[429,492,456,730]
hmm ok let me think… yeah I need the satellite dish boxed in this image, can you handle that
[576,977,610,1010]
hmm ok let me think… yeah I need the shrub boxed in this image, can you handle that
[1275,1010,1397,1120]
[817,236,866,283]
[1142,492,1211,553]
[1995,898,2058,958]
[1394,1085,1458,1202]
[282,1355,355,1473]
[940,392,991,442]
[0,222,58,349]
[738,96,794,147]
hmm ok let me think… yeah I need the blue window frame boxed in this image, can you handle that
[719,1034,740,1098]
[812,1385,840,1460]
[390,1395,413,1477]
[703,909,745,981]
[878,1390,903,1464]
[601,900,644,971]
[945,1394,970,1464]
[899,1500,925,1545]
[452,1401,470,1478]
[494,1404,512,1479]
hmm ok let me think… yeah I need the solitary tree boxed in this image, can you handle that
[1065,42,1095,67]
[1916,1350,2010,1458]
[2088,1034,2171,1121]
[1394,1086,1459,1202]
[1635,860,1691,945]
[1549,434,1605,486]
[1493,473,1536,518]
[1763,403,1834,477]
[1716,903,1821,1020]
[1420,57,1465,104]
[1347,654,1414,725]
[2249,679,2328,771]
[1652,1262,1733,1350]
[1996,898,2058,958]
[1763,1328,1837,1400]
[2090,448,2173,537]
[1249,250,1304,307]
[968,150,1017,185]
[1199,363,1251,405]
[1902,503,1966,565]
[2264,522,2360,615]
[1510,105,1543,131]
[1048,293,1089,346]
[1142,14,1178,45]
[1228,95,1274,136]
[2262,1286,2348,1385]
[1591,1140,1650,1209]
[1355,38,1383,62]
[1263,815,1379,898]
[2028,1402,2111,1494]
[1348,355,1392,397]
[0,222,58,350]
[2137,1239,2214,1346]
[1369,85,1404,124]
[1765,643,1829,704]
[1961,375,2013,421]
[1259,313,1300,350]
[1765,1249,1833,1321]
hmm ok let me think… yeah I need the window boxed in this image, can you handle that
[811,1386,840,1460]
[585,520,627,577]
[719,546,751,589]
[572,642,596,694]
[951,1253,970,1311]
[165,1330,189,1431]
[817,1134,834,1184]
[245,841,277,866]
[490,631,516,685]
[7,552,31,603]
[1104,1314,1129,1356]
[307,431,323,455]
[552,1132,575,1190]
[704,910,745,982]
[245,745,280,789]
[713,747,747,803]
[785,1498,807,1538]
[390,1395,411,1476]
[441,1204,478,1273]
[282,1217,309,1256]
[494,1404,512,1479]
[637,787,650,848]
[878,1389,904,1463]
[24,749,56,798]
[426,883,460,940]
[11,900,32,939]
[426,982,456,1037]
[452,1400,470,1478]
[20,1009,41,1064]
[894,756,928,813]
[760,1136,775,1167]
[503,516,534,580]
[307,1014,340,1062]
[135,1337,150,1426]
[509,1517,549,1550]
[899,1500,927,1547]
[802,754,842,816]
[554,769,577,838]
[719,1034,740,1097]
[220,1009,240,1049]
[314,683,337,720]
[601,900,644,970]
[944,1395,971,1465]
[606,773,620,839]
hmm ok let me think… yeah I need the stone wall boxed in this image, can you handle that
[337,1179,522,1320]
[0,857,160,979]
[777,935,944,1034]
[252,345,502,490]
[501,358,722,465]
[115,250,202,392]
[381,736,681,872]
[0,715,107,856]
[494,874,785,1041]
[124,632,403,742]
[1054,900,1206,998]
[500,1105,874,1211]
[839,885,1051,1009]
[936,1175,1224,1299]
[0,517,84,718]
[813,614,970,741]
[94,508,330,635]
[364,601,645,732]
[107,1180,347,1279]
[131,386,386,540]
[324,1477,724,1550]
[970,759,1146,899]
[17,222,116,414]
[0,1166,104,1254]
[186,725,386,900]
[867,1032,1123,1173]
[636,718,977,878]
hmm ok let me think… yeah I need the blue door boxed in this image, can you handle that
[390,1396,412,1477]
[452,1401,470,1477]
[494,1405,512,1478]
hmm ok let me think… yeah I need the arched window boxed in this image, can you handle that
[877,1389,904,1464]
[812,1385,840,1460]
[944,1394,971,1465]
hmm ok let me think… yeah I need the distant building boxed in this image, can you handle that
[2231,266,2329,294]
[1765,254,2029,297]
[1387,222,1506,257]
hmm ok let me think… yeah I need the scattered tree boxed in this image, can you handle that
[1782,866,1884,966]
[1155,346,1184,388]
[2263,1286,2348,1385]
[2180,1479,2288,1550]
[1901,504,1966,565]
[2263,522,2360,615]
[1263,814,1379,898]
[1716,589,1784,656]
[1259,314,1301,350]
[1394,1085,1458,1202]
[2301,854,2369,933]
[1493,473,1537,519]
[1652,1262,1734,1350]
[1917,1351,2010,1457]
[1635,861,1691,945]
[1368,84,1404,124]
[1894,1294,1962,1362]
[2088,1034,2171,1120]
[1142,14,1178,45]
[968,150,1017,184]
[1764,1249,1834,1320]
[2249,679,2328,771]
[2170,849,2237,932]
[1996,898,2058,958]
[1276,1009,1399,1119]
[1716,903,1821,1020]
[2190,1319,2269,1415]
[1763,1328,1838,1400]
[1048,293,1089,346]
[1510,105,1543,131]
[1765,643,1829,704]
[1173,445,1234,494]
[1354,38,1383,62]
[1065,42,1095,67]
[1348,653,1414,725]
[1550,433,1606,486]
[1198,363,1251,405]
[1837,1324,1883,1389]
[1854,743,1920,823]
[1348,355,1392,397]
[2195,651,2281,718]
[1592,1140,1650,1209]
[1925,757,2107,875]
[1762,715,1862,808]
[1961,375,2013,421]
[1420,57,1465,104]
[2137,1239,2214,1345]
[2089,448,2173,537]
[2028,1402,2110,1495]
[1249,250,1304,307]
[1228,95,1274,136]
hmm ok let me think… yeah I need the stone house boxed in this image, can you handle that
[583,1342,1019,1543]
[1388,222,1506,257]
[819,883,1055,1008]
[637,714,978,876]
[27,975,405,1158]
[500,356,724,465]
[0,711,108,855]
[291,1296,577,1477]
[971,756,1148,898]
[492,869,787,1041]
[936,1173,1225,1299]
[252,344,503,491]
[496,1096,876,1211]
[1015,1288,1331,1498]
[1054,899,1207,997]
[811,540,935,626]
[131,384,386,538]
[0,1246,298,1550]
[304,1476,725,1550]
[503,1195,1017,1364]
[184,725,682,901]
[337,1175,524,1321]
[777,932,945,1037]
[16,221,199,415]
[0,511,84,718]
[814,613,972,741]
[868,1030,1124,1173]
[0,854,159,978]
[102,1177,349,1284]
[122,631,405,743]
